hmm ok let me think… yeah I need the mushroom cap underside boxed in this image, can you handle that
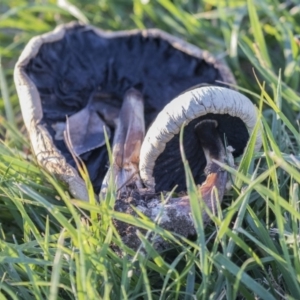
[16,22,235,193]
[140,86,262,192]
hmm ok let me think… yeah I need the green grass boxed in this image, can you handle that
[1,0,300,299]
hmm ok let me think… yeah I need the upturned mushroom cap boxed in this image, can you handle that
[139,86,262,192]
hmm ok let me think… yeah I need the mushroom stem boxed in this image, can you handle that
[101,88,145,195]
[194,119,228,209]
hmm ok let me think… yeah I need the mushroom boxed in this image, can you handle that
[14,22,236,198]
[140,86,261,193]
[14,22,263,250]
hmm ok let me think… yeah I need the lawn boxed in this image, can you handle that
[1,0,300,299]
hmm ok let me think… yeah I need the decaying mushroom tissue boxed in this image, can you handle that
[14,22,262,249]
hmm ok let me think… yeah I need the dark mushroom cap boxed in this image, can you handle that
[139,86,262,192]
[14,22,235,195]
